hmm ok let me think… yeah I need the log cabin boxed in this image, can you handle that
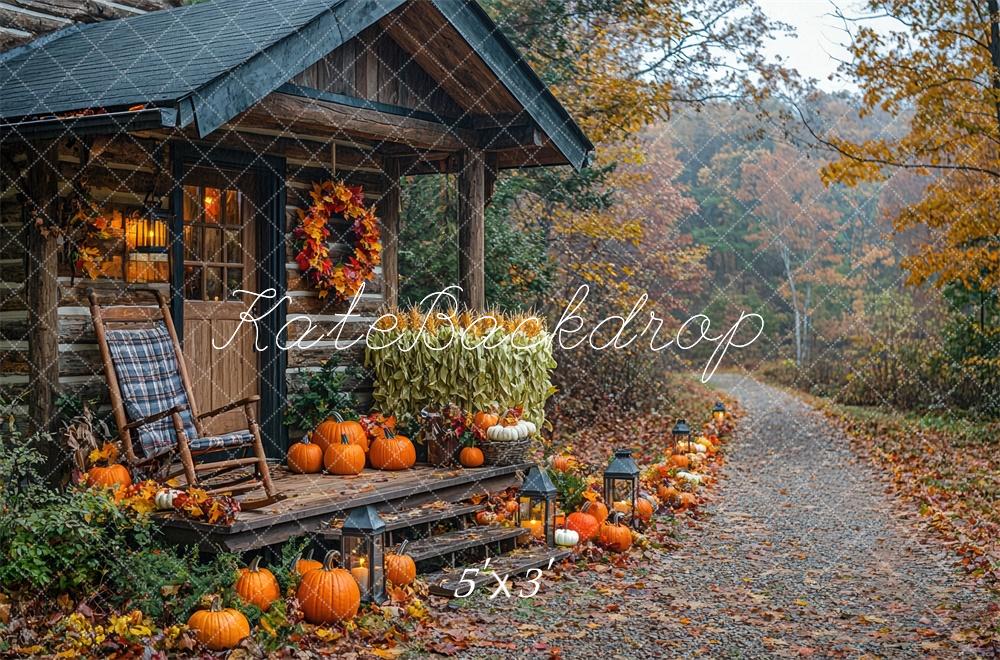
[0,0,593,573]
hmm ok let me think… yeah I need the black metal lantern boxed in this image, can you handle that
[712,401,726,424]
[128,207,169,254]
[671,418,692,454]
[341,505,386,603]
[518,465,557,546]
[603,449,639,528]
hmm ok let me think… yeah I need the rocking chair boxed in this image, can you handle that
[89,289,282,509]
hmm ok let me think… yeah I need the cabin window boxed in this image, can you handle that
[181,184,245,301]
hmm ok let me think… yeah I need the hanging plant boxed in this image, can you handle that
[292,179,381,302]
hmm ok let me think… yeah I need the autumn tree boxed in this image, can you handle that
[818,1,1000,294]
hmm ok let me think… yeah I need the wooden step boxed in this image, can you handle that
[406,525,526,563]
[424,547,572,598]
[318,500,484,543]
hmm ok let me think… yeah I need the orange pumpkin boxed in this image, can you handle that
[598,513,633,552]
[297,550,361,624]
[287,436,323,474]
[475,510,497,526]
[385,540,417,586]
[187,596,250,651]
[235,556,280,611]
[504,500,519,515]
[369,430,416,471]
[550,455,573,472]
[459,446,484,468]
[295,551,323,576]
[636,497,655,522]
[473,411,499,430]
[582,500,608,526]
[657,484,681,506]
[669,454,690,469]
[87,463,131,489]
[325,433,366,475]
[314,412,367,454]
[565,510,599,542]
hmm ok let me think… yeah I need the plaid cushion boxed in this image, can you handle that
[190,430,253,452]
[105,324,199,458]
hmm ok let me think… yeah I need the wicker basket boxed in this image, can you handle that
[481,438,531,466]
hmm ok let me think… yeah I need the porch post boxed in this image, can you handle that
[23,140,60,450]
[380,157,401,309]
[457,147,485,310]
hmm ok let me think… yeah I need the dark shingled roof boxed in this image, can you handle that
[0,0,593,169]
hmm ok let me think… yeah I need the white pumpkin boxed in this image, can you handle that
[522,420,537,435]
[487,425,520,441]
[154,489,181,510]
[675,471,703,485]
[554,528,579,547]
[694,443,707,454]
[515,421,531,438]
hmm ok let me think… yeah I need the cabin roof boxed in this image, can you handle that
[0,0,593,169]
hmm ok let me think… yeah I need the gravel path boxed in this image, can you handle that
[443,376,994,658]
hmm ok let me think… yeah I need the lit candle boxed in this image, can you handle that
[521,519,544,540]
[350,557,369,588]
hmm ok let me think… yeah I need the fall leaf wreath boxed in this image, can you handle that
[292,179,382,301]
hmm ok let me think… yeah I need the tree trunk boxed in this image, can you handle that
[780,243,803,366]
[987,0,1000,134]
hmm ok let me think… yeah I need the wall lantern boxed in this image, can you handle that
[341,505,386,603]
[127,207,169,254]
[603,448,639,528]
[518,465,557,546]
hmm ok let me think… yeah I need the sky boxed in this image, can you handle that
[756,0,894,91]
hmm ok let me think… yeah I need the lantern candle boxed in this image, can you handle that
[521,519,544,540]
[712,401,726,424]
[350,557,369,587]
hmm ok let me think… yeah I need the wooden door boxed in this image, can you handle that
[179,168,260,435]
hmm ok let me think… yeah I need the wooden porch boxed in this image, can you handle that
[159,461,531,553]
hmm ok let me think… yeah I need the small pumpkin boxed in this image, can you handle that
[669,454,690,469]
[565,510,599,542]
[325,433,366,475]
[369,430,416,471]
[385,540,417,586]
[187,596,250,651]
[235,556,280,611]
[635,496,655,523]
[475,510,497,526]
[504,500,519,515]
[582,500,608,526]
[295,550,324,576]
[297,550,361,624]
[87,463,131,489]
[473,411,499,430]
[597,512,632,552]
[550,455,573,472]
[678,492,697,509]
[554,527,579,547]
[288,435,324,474]
[314,412,367,454]
[486,424,520,441]
[657,484,681,506]
[459,446,484,468]
[154,488,182,510]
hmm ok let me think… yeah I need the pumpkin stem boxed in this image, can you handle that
[322,549,341,570]
[611,511,626,526]
[248,556,261,573]
[333,411,345,423]
[209,594,223,612]
[396,539,409,555]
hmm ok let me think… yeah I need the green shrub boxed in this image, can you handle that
[284,356,359,431]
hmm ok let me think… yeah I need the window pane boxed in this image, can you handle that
[223,189,239,225]
[205,267,223,301]
[182,185,201,221]
[203,187,221,223]
[204,227,222,262]
[227,268,243,299]
[224,229,242,264]
[183,224,202,261]
[184,265,203,300]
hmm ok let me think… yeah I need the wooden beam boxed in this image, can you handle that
[244,93,477,152]
[457,148,485,310]
[23,139,60,460]
[380,158,401,309]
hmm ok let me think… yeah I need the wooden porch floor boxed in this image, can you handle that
[159,462,530,552]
